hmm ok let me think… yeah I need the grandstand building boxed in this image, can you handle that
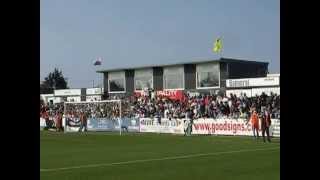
[96,57,269,98]
[40,88,104,105]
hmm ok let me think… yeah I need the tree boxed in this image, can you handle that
[40,68,69,94]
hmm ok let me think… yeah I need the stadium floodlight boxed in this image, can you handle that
[63,100,123,135]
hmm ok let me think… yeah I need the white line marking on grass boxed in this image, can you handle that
[40,146,279,172]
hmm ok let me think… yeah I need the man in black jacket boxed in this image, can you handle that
[261,108,272,142]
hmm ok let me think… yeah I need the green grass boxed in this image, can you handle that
[40,131,280,180]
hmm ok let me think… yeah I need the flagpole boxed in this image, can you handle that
[93,57,102,89]
[220,37,223,59]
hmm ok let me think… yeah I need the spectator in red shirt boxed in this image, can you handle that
[55,111,63,132]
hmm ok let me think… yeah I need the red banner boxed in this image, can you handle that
[156,90,185,101]
[134,90,186,101]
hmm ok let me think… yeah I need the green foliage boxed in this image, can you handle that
[41,68,69,94]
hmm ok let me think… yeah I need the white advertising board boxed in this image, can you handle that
[192,118,280,137]
[42,117,280,137]
[54,89,81,96]
[40,118,46,129]
[226,77,279,88]
[86,88,103,95]
[270,119,280,137]
[192,118,253,136]
[139,118,184,134]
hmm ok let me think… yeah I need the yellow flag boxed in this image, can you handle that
[213,38,222,53]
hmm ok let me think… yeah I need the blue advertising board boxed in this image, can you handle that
[87,118,139,132]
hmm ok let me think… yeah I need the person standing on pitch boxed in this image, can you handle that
[186,107,194,136]
[55,111,63,132]
[184,108,191,136]
[43,109,49,130]
[78,111,88,132]
[250,109,259,139]
[261,108,272,142]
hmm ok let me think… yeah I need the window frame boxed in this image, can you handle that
[108,77,126,93]
[196,63,220,89]
[163,66,185,90]
[134,69,154,91]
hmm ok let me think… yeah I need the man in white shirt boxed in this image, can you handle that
[184,108,192,136]
[164,108,169,119]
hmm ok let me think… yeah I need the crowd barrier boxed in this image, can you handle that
[40,117,280,137]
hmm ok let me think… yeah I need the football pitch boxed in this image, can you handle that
[40,131,280,180]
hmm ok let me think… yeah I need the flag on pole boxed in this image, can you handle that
[213,38,222,53]
[94,57,102,66]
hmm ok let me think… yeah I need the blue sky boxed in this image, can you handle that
[41,0,279,88]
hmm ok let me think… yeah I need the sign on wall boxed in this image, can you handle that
[86,88,103,95]
[87,118,139,132]
[54,89,81,96]
[139,118,184,134]
[226,77,279,88]
[64,117,140,132]
[156,90,185,101]
[43,117,279,137]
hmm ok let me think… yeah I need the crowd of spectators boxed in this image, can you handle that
[127,92,280,120]
[40,102,64,118]
[40,101,122,119]
[40,92,280,120]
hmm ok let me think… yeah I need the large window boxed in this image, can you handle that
[135,77,153,91]
[163,66,184,90]
[109,78,125,92]
[134,69,153,91]
[196,63,220,89]
[108,71,126,93]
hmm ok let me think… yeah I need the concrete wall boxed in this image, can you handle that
[103,73,108,94]
[184,64,196,90]
[153,67,163,91]
[219,62,228,88]
[125,70,135,95]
